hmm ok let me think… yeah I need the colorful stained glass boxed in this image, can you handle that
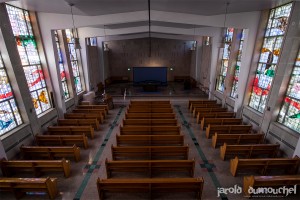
[65,29,83,94]
[0,53,23,135]
[231,29,245,98]
[278,49,300,133]
[216,28,234,92]
[54,30,70,100]
[6,5,51,116]
[249,3,292,113]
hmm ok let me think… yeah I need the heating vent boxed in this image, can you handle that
[268,131,295,150]
[5,133,32,152]
[242,114,260,126]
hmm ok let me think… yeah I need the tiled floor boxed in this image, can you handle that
[1,95,299,199]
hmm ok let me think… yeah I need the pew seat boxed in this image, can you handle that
[196,112,236,124]
[105,159,195,178]
[131,101,170,105]
[230,156,300,176]
[0,158,71,178]
[127,108,173,113]
[212,133,264,148]
[201,118,242,130]
[97,177,204,200]
[191,103,222,113]
[36,134,89,149]
[206,125,252,139]
[220,143,280,160]
[58,118,100,130]
[73,108,106,118]
[125,113,176,119]
[120,125,180,135]
[193,107,227,118]
[77,104,109,114]
[111,146,189,160]
[188,99,217,108]
[123,119,178,126]
[47,126,94,139]
[243,175,300,197]
[20,145,81,162]
[64,113,104,124]
[0,177,58,199]
[116,135,184,146]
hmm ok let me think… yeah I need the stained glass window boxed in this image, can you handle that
[249,3,292,113]
[65,29,83,94]
[231,29,245,98]
[54,30,70,100]
[6,5,51,116]
[0,52,23,135]
[277,49,300,133]
[216,28,234,92]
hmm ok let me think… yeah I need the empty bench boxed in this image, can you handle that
[206,125,252,139]
[48,126,94,139]
[58,119,100,130]
[127,108,174,113]
[230,156,300,176]
[243,175,300,197]
[0,158,71,178]
[120,126,181,135]
[64,113,104,124]
[131,100,170,105]
[36,134,89,149]
[129,104,172,109]
[105,159,195,178]
[111,146,189,160]
[20,145,81,162]
[77,104,109,114]
[220,143,280,160]
[97,177,204,200]
[201,118,242,130]
[122,119,178,126]
[125,113,176,119]
[116,135,184,146]
[188,99,217,108]
[212,133,265,148]
[190,103,222,112]
[196,112,236,124]
[0,177,58,199]
[193,107,227,118]
[72,108,106,118]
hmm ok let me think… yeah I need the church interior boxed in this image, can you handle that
[0,0,299,199]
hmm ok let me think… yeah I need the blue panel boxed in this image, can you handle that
[133,67,168,85]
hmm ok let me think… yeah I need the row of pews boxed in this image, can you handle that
[189,99,300,198]
[0,104,109,199]
[97,100,204,199]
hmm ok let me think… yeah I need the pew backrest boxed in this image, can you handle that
[125,113,176,119]
[206,125,252,138]
[47,126,94,139]
[212,133,265,148]
[200,118,242,130]
[116,135,184,146]
[64,113,104,124]
[196,112,236,124]
[35,134,89,149]
[58,119,99,130]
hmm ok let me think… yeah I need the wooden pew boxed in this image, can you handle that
[120,126,181,135]
[230,156,300,177]
[196,112,236,124]
[0,177,58,199]
[243,175,300,197]
[72,108,106,118]
[129,104,172,108]
[111,146,189,160]
[97,177,204,200]
[36,134,89,149]
[127,108,174,113]
[0,158,71,178]
[58,119,100,130]
[206,125,252,139]
[193,107,227,118]
[116,135,184,146]
[188,99,217,108]
[131,100,170,105]
[122,119,178,126]
[20,144,81,162]
[200,118,243,130]
[220,143,280,160]
[190,103,221,112]
[125,113,176,119]
[47,126,94,139]
[211,133,265,148]
[64,113,104,124]
[105,159,195,178]
[77,104,109,114]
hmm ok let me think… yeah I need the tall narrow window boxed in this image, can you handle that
[0,52,23,135]
[216,28,234,92]
[277,50,300,133]
[54,30,70,100]
[248,3,292,113]
[230,29,245,98]
[6,5,51,115]
[66,29,83,94]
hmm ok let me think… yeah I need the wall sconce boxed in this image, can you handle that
[204,36,211,46]
[127,67,131,71]
[104,43,109,51]
[169,67,174,71]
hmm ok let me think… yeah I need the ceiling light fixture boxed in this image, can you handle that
[103,25,109,51]
[69,3,81,49]
[220,2,229,48]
